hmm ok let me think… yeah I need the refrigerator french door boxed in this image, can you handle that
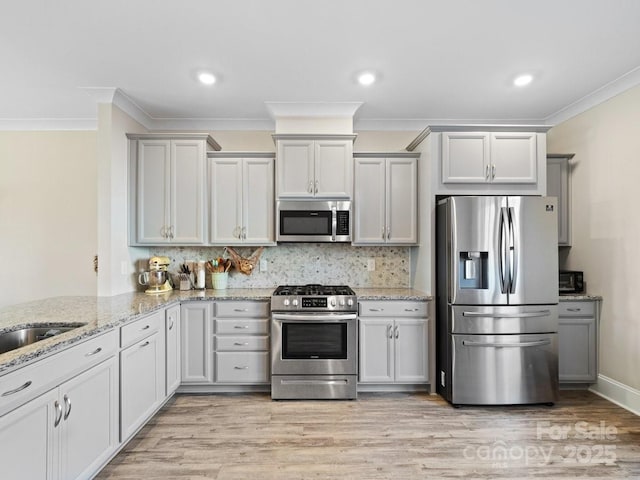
[436,196,559,405]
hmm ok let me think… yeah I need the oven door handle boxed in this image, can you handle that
[272,313,357,322]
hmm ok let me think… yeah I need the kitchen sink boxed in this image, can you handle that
[0,324,86,355]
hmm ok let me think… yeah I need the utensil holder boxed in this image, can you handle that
[211,272,228,290]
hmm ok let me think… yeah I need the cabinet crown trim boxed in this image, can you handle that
[353,152,419,158]
[126,133,222,151]
[208,151,274,158]
[272,133,357,143]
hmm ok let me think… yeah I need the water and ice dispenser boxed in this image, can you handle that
[458,251,488,289]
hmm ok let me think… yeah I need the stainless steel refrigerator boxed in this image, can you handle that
[436,196,559,405]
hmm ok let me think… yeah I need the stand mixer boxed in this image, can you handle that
[138,256,172,294]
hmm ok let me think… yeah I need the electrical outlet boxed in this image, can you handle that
[260,259,268,272]
[367,258,375,271]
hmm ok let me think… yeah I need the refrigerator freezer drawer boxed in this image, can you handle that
[451,333,558,405]
[450,304,558,334]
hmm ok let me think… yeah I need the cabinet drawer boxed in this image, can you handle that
[216,336,269,351]
[120,310,163,348]
[559,301,595,317]
[359,300,428,317]
[0,329,118,417]
[215,352,270,383]
[216,318,269,335]
[216,301,269,318]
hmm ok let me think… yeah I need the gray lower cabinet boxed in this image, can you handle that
[558,300,598,383]
[358,301,429,384]
[215,301,270,384]
[165,304,181,395]
[180,301,214,384]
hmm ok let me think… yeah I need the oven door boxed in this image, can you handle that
[271,313,357,375]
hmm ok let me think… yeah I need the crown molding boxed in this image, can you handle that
[265,102,363,118]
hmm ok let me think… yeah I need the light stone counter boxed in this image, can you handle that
[353,288,432,301]
[559,294,603,301]
[0,288,274,375]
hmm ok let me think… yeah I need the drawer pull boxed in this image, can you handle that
[404,308,420,312]
[63,394,72,420]
[234,309,249,312]
[140,341,151,347]
[141,325,150,330]
[85,347,102,357]
[369,308,384,312]
[234,325,250,329]
[234,342,249,346]
[567,308,582,312]
[234,366,249,370]
[2,380,32,397]
[54,400,63,427]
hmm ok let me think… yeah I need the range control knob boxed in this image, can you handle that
[283,299,290,306]
[339,299,346,306]
[292,299,299,307]
[330,297,337,307]
[347,298,354,307]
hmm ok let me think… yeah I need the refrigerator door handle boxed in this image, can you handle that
[499,207,510,294]
[462,339,551,348]
[508,206,517,294]
[462,310,551,318]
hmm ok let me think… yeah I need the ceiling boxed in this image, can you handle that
[2,0,640,131]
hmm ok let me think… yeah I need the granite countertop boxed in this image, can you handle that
[0,287,431,375]
[559,294,603,301]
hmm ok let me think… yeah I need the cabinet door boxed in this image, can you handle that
[277,139,314,198]
[547,157,571,245]
[120,331,165,441]
[136,139,171,243]
[166,305,181,395]
[315,140,353,198]
[490,133,537,184]
[358,319,394,383]
[180,302,214,384]
[0,388,56,480]
[559,317,597,382]
[171,139,206,243]
[441,132,490,183]
[386,158,417,244]
[59,357,118,480]
[353,158,386,244]
[243,157,275,244]
[394,319,429,383]
[210,158,243,244]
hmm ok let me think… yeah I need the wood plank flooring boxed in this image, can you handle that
[96,391,640,479]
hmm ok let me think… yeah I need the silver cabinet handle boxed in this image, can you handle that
[2,380,32,397]
[169,226,175,239]
[234,308,249,312]
[307,180,313,194]
[387,226,391,240]
[387,324,393,339]
[382,227,386,240]
[54,400,63,427]
[404,308,420,312]
[242,226,247,240]
[168,320,174,330]
[140,341,150,347]
[369,308,384,312]
[567,308,582,312]
[315,180,319,194]
[234,325,250,329]
[234,342,249,346]
[234,366,249,370]
[491,164,496,179]
[63,394,72,420]
[394,325,399,339]
[161,226,167,238]
[85,347,102,357]
[141,324,150,330]
[485,164,490,180]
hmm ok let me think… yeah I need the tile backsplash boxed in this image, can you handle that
[150,244,410,289]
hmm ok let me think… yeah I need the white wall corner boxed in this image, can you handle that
[589,374,640,417]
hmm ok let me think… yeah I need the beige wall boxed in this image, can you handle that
[547,84,640,391]
[0,131,97,307]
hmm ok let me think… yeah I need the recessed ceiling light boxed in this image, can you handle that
[198,72,216,85]
[358,72,376,86]
[514,74,533,87]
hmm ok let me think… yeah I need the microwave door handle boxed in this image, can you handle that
[508,207,517,294]
[332,206,337,242]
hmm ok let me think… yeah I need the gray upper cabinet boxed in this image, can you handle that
[275,135,355,199]
[353,154,418,245]
[128,133,220,246]
[547,154,574,246]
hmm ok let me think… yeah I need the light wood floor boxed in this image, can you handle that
[97,391,640,479]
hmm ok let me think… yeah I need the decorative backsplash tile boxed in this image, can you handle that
[150,244,410,289]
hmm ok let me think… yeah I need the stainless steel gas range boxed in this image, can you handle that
[270,284,358,400]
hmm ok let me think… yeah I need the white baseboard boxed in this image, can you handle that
[589,374,640,416]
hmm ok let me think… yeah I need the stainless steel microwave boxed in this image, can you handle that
[276,200,351,242]
[559,270,584,294]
